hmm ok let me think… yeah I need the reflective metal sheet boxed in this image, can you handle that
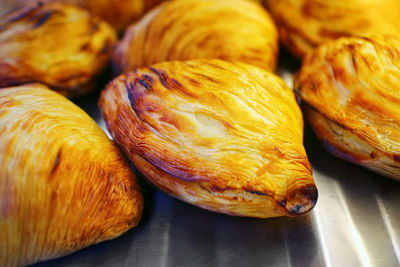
[33,50,400,267]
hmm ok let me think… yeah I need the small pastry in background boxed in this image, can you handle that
[265,0,400,58]
[295,36,400,179]
[113,0,279,74]
[0,83,143,266]
[1,0,165,32]
[50,0,165,32]
[100,59,317,218]
[0,2,117,98]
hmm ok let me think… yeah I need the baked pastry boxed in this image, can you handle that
[99,59,317,218]
[113,0,279,74]
[265,0,400,58]
[7,0,165,32]
[295,36,400,179]
[0,83,143,266]
[0,2,117,98]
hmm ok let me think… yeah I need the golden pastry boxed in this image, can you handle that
[265,0,400,58]
[0,2,117,98]
[99,59,317,218]
[295,36,400,179]
[113,0,279,74]
[0,83,143,266]
[7,0,165,32]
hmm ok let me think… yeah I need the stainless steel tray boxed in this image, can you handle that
[33,50,400,267]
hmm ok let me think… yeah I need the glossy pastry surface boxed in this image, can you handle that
[100,59,317,218]
[0,2,117,98]
[0,0,164,32]
[295,36,400,179]
[265,0,400,58]
[0,84,143,266]
[113,0,279,74]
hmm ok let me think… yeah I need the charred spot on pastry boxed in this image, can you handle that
[125,80,137,111]
[149,67,184,91]
[276,198,287,208]
[51,148,62,176]
[393,155,400,162]
[31,10,57,28]
[245,189,268,196]
[149,67,168,88]
[284,184,318,216]
[138,78,152,90]
[209,185,236,193]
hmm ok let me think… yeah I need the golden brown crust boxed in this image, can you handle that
[99,59,317,218]
[265,0,400,58]
[305,106,400,179]
[0,84,143,266]
[113,0,279,74]
[2,0,165,32]
[295,36,400,179]
[0,2,117,98]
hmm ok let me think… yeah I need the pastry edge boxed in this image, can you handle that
[305,106,400,180]
[131,153,317,218]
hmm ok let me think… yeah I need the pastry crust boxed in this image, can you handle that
[0,2,117,98]
[7,0,165,32]
[265,0,400,58]
[0,84,143,266]
[99,59,317,218]
[295,36,400,179]
[113,0,279,74]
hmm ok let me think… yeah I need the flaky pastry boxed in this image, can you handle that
[113,0,279,74]
[6,0,165,32]
[265,0,400,58]
[0,2,117,98]
[0,84,143,266]
[99,59,317,218]
[295,36,400,179]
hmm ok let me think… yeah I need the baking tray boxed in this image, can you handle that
[31,49,400,267]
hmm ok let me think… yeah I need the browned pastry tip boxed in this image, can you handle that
[113,0,278,74]
[265,0,400,58]
[99,59,317,218]
[0,83,143,266]
[296,35,400,179]
[0,2,117,98]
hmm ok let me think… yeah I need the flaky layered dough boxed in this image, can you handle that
[100,59,317,218]
[265,0,400,58]
[295,36,400,179]
[0,84,143,266]
[5,0,165,32]
[0,2,117,98]
[113,0,279,74]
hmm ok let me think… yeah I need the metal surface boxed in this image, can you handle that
[33,51,400,267]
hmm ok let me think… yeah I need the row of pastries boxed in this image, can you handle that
[1,0,400,266]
